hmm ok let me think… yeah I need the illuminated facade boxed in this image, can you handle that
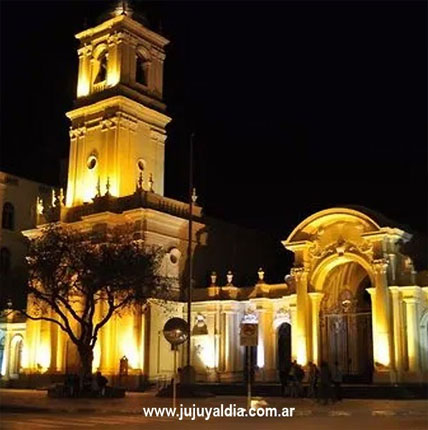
[0,172,56,309]
[1,6,427,386]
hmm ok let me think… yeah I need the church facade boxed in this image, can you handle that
[1,6,427,387]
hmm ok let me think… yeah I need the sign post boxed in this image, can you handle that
[163,318,189,409]
[240,322,258,410]
[172,345,178,409]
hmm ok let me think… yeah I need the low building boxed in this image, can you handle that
[0,171,57,309]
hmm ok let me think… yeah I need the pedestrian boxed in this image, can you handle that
[289,361,299,398]
[295,362,305,397]
[332,361,343,402]
[95,371,108,397]
[71,374,80,397]
[307,362,319,399]
[318,361,333,405]
[279,363,291,397]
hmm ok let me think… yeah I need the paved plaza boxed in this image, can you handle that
[1,389,427,429]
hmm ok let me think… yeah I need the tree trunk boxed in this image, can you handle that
[78,346,94,392]
[79,347,94,375]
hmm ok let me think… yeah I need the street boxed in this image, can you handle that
[1,390,427,429]
[1,412,427,430]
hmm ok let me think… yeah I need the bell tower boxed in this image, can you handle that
[65,3,171,207]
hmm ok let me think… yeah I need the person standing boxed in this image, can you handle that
[279,363,291,397]
[307,362,319,399]
[332,361,343,402]
[318,361,333,405]
[295,362,305,397]
[95,371,108,397]
[289,361,298,398]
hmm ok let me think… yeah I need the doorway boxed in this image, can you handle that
[320,263,373,383]
[277,322,292,374]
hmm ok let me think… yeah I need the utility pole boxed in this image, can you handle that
[186,133,195,369]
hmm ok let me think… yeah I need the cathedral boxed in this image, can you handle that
[1,5,427,388]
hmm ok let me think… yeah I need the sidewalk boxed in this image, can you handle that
[1,388,427,417]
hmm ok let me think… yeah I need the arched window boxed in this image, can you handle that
[0,247,11,276]
[94,54,107,84]
[135,55,147,86]
[2,202,14,230]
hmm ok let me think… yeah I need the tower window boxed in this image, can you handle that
[2,202,15,230]
[137,158,146,172]
[136,56,147,86]
[94,55,107,84]
[0,247,11,276]
[87,155,97,170]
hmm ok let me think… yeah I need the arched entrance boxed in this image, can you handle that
[320,262,373,383]
[9,334,23,378]
[277,322,292,373]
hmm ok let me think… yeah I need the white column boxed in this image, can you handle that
[371,259,392,369]
[291,267,309,365]
[255,302,275,381]
[366,287,378,368]
[389,287,404,378]
[308,292,324,365]
[289,301,298,362]
[403,296,421,373]
[223,303,238,374]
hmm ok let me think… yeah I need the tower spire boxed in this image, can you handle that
[114,0,133,17]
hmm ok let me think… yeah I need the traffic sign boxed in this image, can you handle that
[240,323,258,346]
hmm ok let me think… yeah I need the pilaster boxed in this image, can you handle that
[401,286,422,377]
[291,267,309,365]
[389,287,404,379]
[371,258,392,370]
[308,292,324,365]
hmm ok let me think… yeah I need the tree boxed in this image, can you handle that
[24,224,171,380]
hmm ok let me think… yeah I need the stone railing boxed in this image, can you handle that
[61,190,202,223]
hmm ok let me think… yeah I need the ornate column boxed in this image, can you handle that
[107,32,122,87]
[389,287,404,379]
[308,292,324,365]
[401,287,422,375]
[371,259,392,370]
[291,267,309,365]
[255,301,275,381]
[366,287,378,368]
[222,302,238,377]
[289,301,298,362]
[76,45,91,97]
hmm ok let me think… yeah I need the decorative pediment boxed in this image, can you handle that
[242,306,258,324]
[274,307,291,324]
[308,221,373,263]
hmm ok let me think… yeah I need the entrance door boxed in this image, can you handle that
[321,311,373,383]
[277,323,292,373]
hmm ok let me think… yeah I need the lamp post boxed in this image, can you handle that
[186,133,196,375]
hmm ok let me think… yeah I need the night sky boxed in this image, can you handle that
[1,1,427,270]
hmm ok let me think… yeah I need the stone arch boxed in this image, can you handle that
[310,252,375,292]
[273,308,292,331]
[285,207,381,244]
[92,43,108,61]
[135,45,151,86]
[282,208,397,377]
[316,258,374,382]
[92,43,109,85]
